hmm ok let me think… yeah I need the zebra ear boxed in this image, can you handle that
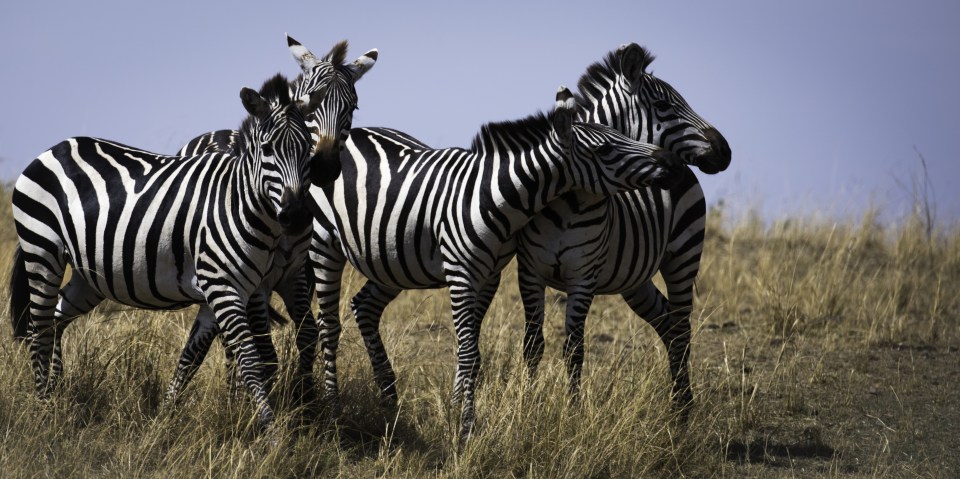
[287,34,321,72]
[618,43,655,91]
[553,86,576,145]
[240,88,272,120]
[346,49,378,81]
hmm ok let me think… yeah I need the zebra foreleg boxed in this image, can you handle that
[312,240,346,413]
[562,289,595,401]
[449,283,482,443]
[245,289,278,393]
[211,302,274,429]
[275,266,318,402]
[470,274,500,388]
[214,289,280,398]
[623,281,694,410]
[350,281,401,405]
[518,260,547,378]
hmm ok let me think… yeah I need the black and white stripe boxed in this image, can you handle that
[8,73,330,429]
[172,36,377,399]
[517,44,731,407]
[309,86,683,439]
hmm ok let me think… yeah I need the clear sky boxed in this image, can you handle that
[2,1,958,225]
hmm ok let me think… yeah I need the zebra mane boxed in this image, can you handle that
[323,40,349,67]
[236,73,294,153]
[575,44,656,103]
[469,111,554,153]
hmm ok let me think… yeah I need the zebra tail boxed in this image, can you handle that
[9,243,31,342]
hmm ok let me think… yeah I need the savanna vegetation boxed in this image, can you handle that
[1,184,957,477]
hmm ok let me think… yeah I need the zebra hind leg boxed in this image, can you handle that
[165,305,218,404]
[18,248,67,398]
[47,275,105,394]
[351,281,402,405]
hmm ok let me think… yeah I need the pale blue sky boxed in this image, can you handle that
[2,1,958,224]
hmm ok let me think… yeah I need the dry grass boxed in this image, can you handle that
[1,185,958,477]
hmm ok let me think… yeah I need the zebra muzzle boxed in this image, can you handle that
[696,128,731,175]
[277,188,311,234]
[310,136,342,187]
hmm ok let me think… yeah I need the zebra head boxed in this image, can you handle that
[578,44,730,174]
[240,73,328,234]
[554,86,683,195]
[287,35,378,187]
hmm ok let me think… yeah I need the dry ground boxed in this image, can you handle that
[0,186,958,477]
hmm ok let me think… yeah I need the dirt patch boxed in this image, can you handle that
[697,323,960,476]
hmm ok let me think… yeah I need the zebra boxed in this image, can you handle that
[8,72,331,429]
[309,86,684,440]
[173,35,377,399]
[516,43,731,408]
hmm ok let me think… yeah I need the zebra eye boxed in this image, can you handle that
[262,143,274,157]
[353,105,360,111]
[654,100,671,111]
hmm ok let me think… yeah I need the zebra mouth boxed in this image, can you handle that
[277,188,312,235]
[278,207,311,235]
[695,128,731,174]
[310,147,342,187]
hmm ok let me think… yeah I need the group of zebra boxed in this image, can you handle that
[8,35,730,441]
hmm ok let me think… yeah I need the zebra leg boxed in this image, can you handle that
[660,245,701,410]
[350,281,401,404]
[517,258,547,377]
[165,305,218,403]
[219,293,277,397]
[472,273,500,337]
[18,246,67,398]
[623,280,694,409]
[210,301,274,428]
[311,235,346,411]
[246,288,278,393]
[275,265,319,401]
[470,274,500,388]
[562,289,595,400]
[449,283,482,442]
[47,275,105,392]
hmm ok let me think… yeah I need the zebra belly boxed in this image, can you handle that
[521,189,673,296]
[65,237,204,309]
[339,224,447,290]
[313,178,447,290]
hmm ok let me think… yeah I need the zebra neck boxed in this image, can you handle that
[227,154,283,242]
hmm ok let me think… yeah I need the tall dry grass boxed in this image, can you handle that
[1,184,957,477]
